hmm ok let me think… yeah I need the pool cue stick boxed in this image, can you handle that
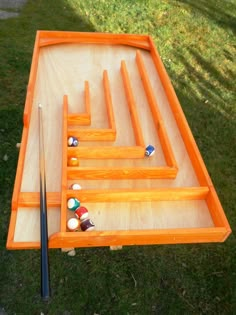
[38,103,51,300]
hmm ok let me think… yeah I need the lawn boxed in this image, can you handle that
[0,0,235,314]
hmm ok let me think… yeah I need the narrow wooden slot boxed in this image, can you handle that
[103,70,116,130]
[148,37,212,187]
[67,187,209,202]
[68,113,91,126]
[120,60,145,148]
[136,50,177,169]
[60,96,69,232]
[68,74,116,141]
[68,146,144,159]
[67,166,177,180]
[11,36,41,210]
[68,81,91,126]
[68,129,116,141]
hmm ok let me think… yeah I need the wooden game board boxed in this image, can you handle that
[7,31,231,249]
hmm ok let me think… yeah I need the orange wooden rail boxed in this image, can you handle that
[120,60,145,147]
[60,96,69,232]
[136,50,177,169]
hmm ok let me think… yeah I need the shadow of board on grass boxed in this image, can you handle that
[0,0,96,107]
[168,48,236,223]
[176,0,236,34]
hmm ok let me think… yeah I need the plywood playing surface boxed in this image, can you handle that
[7,31,231,249]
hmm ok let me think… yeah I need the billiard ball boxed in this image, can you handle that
[67,218,80,231]
[80,218,95,231]
[68,157,79,166]
[67,197,80,211]
[145,145,155,157]
[68,136,79,147]
[69,183,82,190]
[74,206,89,221]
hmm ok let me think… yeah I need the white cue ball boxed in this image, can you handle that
[67,218,80,231]
[70,183,82,190]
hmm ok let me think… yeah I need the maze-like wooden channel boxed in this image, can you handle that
[7,31,231,249]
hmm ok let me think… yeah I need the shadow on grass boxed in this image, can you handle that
[164,43,236,314]
[0,0,95,108]
[0,2,96,311]
[176,0,236,34]
[0,0,96,242]
[168,46,236,222]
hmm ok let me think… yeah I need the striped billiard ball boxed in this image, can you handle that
[68,136,79,147]
[74,206,89,221]
[67,197,80,211]
[80,218,95,232]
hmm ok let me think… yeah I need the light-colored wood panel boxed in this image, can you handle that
[68,129,116,141]
[14,208,60,242]
[81,200,214,231]
[67,80,91,125]
[12,200,213,243]
[68,113,91,126]
[103,70,116,130]
[120,60,145,147]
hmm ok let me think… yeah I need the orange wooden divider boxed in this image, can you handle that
[136,50,177,169]
[67,187,209,203]
[60,96,69,232]
[120,60,145,148]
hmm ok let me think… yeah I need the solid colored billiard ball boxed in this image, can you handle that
[68,157,79,166]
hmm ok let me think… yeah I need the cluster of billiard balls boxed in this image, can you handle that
[67,196,95,232]
[67,137,95,231]
[66,137,155,232]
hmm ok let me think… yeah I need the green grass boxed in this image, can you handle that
[0,0,235,314]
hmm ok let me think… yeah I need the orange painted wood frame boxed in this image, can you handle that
[7,31,231,250]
